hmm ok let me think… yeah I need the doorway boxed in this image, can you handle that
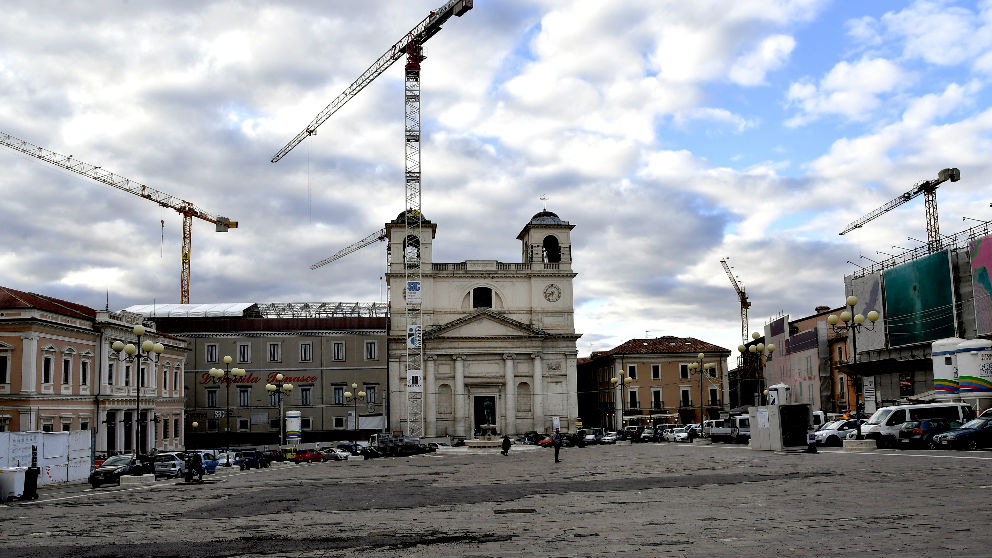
[473,396,496,436]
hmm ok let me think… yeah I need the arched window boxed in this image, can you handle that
[472,287,492,308]
[542,235,561,263]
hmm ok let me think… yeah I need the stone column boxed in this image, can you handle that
[453,355,466,438]
[503,353,516,435]
[532,353,543,433]
[20,334,38,393]
[426,355,437,437]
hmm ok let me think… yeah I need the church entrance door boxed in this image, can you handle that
[473,396,497,437]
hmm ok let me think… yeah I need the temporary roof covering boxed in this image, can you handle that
[125,303,255,318]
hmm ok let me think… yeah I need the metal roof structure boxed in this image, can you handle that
[126,302,389,319]
[125,303,257,318]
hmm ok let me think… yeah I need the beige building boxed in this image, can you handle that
[386,210,581,438]
[0,286,188,455]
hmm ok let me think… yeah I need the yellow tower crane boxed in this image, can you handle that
[1,130,237,303]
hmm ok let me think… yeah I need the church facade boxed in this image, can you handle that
[386,210,581,438]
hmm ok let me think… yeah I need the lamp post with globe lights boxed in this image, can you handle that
[687,353,717,426]
[610,372,633,437]
[111,324,164,456]
[207,356,246,465]
[344,383,366,442]
[827,295,879,439]
[265,374,294,446]
[738,332,774,406]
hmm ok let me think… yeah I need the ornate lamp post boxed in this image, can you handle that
[208,356,245,465]
[111,324,163,456]
[265,374,294,446]
[344,383,366,441]
[828,295,879,439]
[738,332,775,406]
[610,372,633,437]
[688,353,717,426]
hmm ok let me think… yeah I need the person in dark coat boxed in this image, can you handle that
[501,435,511,456]
[552,429,563,463]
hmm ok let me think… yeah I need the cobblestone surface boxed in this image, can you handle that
[2,443,990,558]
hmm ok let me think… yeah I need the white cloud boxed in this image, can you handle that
[729,34,796,86]
[785,57,911,126]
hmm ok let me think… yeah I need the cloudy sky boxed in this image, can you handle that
[2,0,992,359]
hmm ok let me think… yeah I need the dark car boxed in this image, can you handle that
[88,454,150,488]
[234,449,270,470]
[932,418,992,450]
[898,418,961,449]
[262,449,284,463]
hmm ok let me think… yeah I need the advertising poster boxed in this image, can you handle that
[969,235,992,336]
[407,370,423,392]
[407,325,422,349]
[883,250,956,347]
[845,272,886,351]
[407,281,422,304]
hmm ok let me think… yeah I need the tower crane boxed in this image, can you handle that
[839,168,960,253]
[272,0,473,437]
[720,258,750,345]
[310,228,386,270]
[0,130,237,304]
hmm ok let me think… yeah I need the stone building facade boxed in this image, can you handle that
[386,210,581,438]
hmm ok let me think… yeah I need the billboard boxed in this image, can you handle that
[883,250,956,347]
[846,272,886,351]
[969,235,992,336]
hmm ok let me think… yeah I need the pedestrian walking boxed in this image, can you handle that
[552,429,563,463]
[501,434,511,456]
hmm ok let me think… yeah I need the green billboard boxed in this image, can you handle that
[883,250,956,347]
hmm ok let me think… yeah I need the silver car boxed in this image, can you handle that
[153,453,186,479]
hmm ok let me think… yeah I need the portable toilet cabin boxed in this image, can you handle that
[931,337,965,396]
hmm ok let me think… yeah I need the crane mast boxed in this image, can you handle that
[720,259,750,345]
[273,0,473,437]
[1,130,237,303]
[839,168,960,253]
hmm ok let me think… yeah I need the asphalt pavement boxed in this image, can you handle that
[1,441,990,558]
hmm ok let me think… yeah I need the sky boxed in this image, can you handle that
[2,0,992,360]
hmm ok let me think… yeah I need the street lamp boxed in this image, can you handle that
[739,332,775,406]
[687,353,717,426]
[828,295,879,439]
[208,356,245,465]
[265,374,294,447]
[111,324,164,456]
[609,372,633,436]
[344,383,366,442]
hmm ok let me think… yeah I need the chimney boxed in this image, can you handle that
[815,305,829,314]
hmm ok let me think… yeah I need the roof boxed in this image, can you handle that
[592,336,731,360]
[0,285,97,320]
[526,210,569,226]
[125,303,256,318]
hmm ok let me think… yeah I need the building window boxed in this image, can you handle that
[269,392,278,407]
[81,361,90,386]
[139,366,146,388]
[365,341,378,360]
[332,342,345,361]
[627,364,636,379]
[207,389,218,408]
[333,386,344,404]
[270,419,279,429]
[472,286,493,308]
[62,422,71,432]
[651,364,660,380]
[628,389,637,410]
[162,369,169,391]
[43,356,53,384]
[268,343,281,362]
[174,418,180,437]
[301,417,312,430]
[239,388,250,407]
[301,387,312,406]
[62,358,71,385]
[124,364,132,387]
[107,362,115,385]
[80,420,89,431]
[300,342,312,363]
[238,343,250,363]
[836,346,844,361]
[206,419,218,432]
[679,364,689,379]
[652,389,662,409]
[366,385,376,404]
[238,418,249,431]
[709,386,719,406]
[333,416,345,429]
[708,366,717,379]
[0,354,8,384]
[174,370,180,392]
[163,418,170,439]
[680,387,691,407]
[206,343,218,363]
[42,421,54,432]
[838,376,846,399]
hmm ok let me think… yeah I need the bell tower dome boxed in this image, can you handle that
[517,210,574,270]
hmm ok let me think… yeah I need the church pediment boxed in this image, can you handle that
[427,309,547,339]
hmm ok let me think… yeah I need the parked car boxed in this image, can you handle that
[638,428,657,443]
[215,451,237,467]
[860,403,975,448]
[193,451,219,474]
[153,453,187,479]
[537,436,555,448]
[261,449,284,463]
[671,427,690,443]
[814,419,865,447]
[234,449,269,470]
[898,418,961,449]
[427,442,452,451]
[292,449,326,464]
[325,448,351,461]
[599,432,618,444]
[932,418,992,450]
[89,454,149,487]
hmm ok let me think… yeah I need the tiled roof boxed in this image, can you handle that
[0,285,97,320]
[593,336,731,360]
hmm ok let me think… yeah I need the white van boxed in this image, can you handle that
[861,403,975,448]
